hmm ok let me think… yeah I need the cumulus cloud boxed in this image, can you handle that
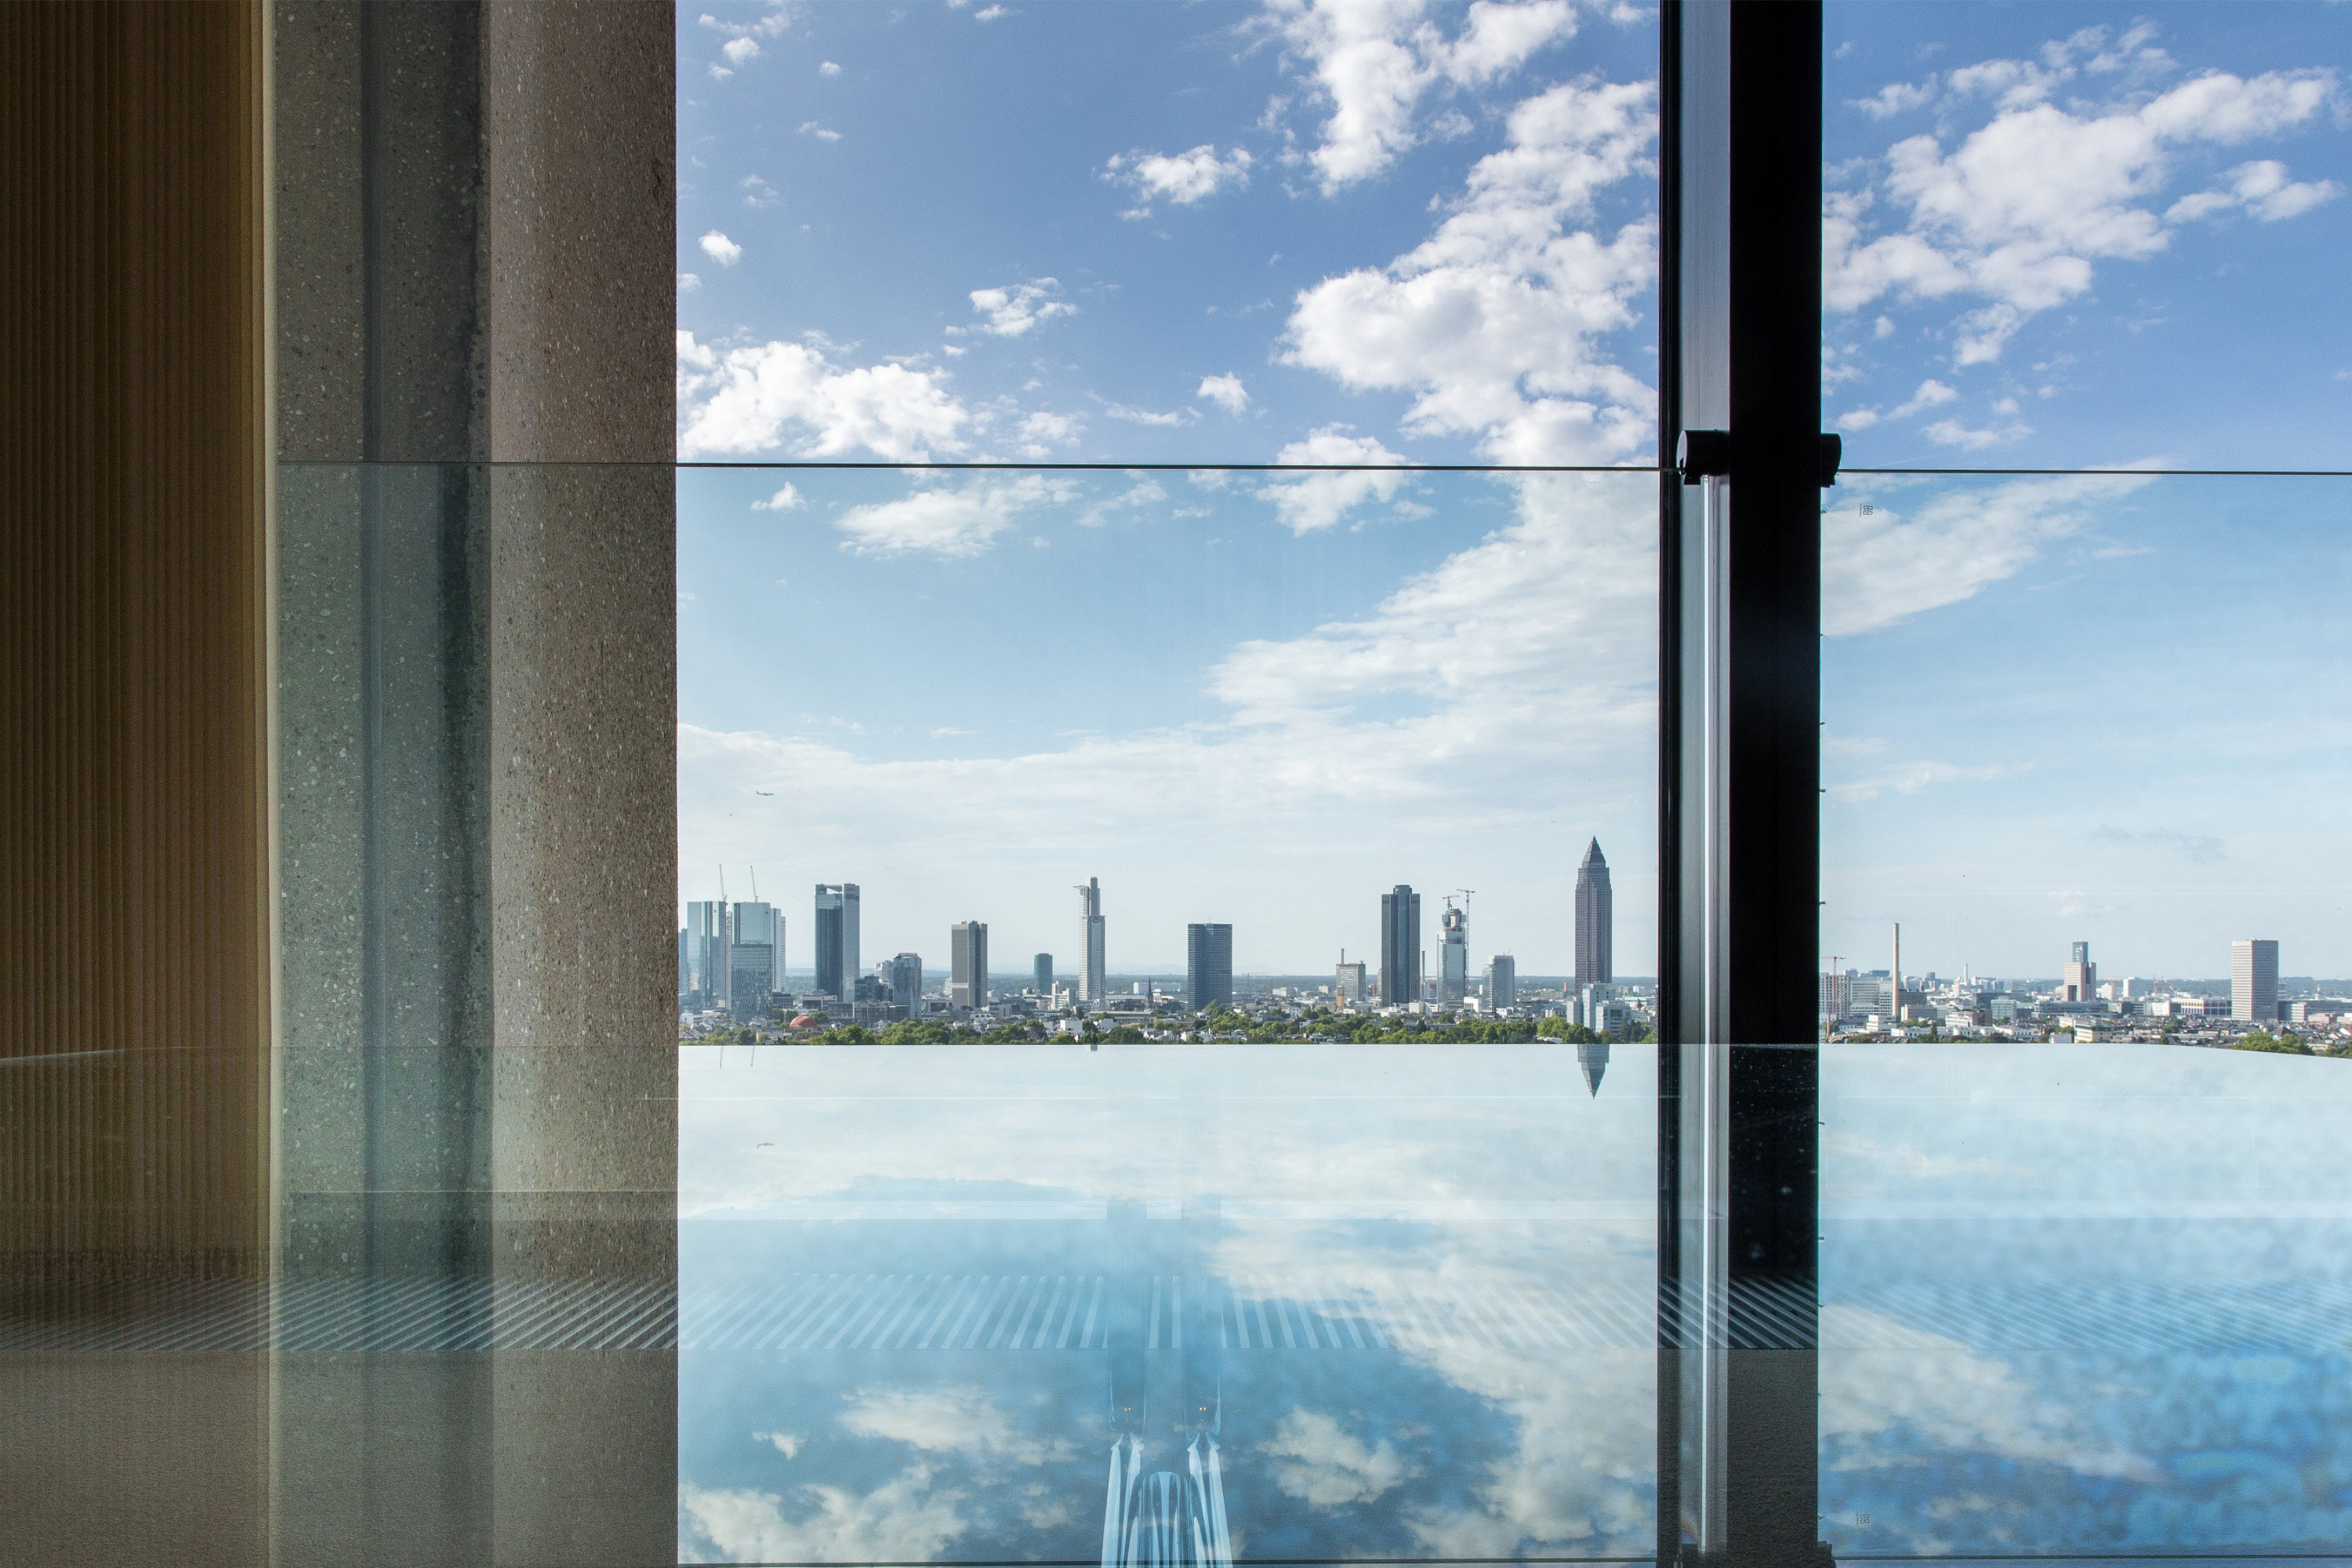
[818,60,842,76]
[1265,1410,1417,1507]
[1828,32,2342,363]
[1258,426,1414,532]
[1821,473,2154,637]
[750,483,804,512]
[831,474,1077,557]
[1837,377,1957,431]
[2167,158,2342,223]
[798,120,843,142]
[1196,373,1251,414]
[1263,0,1580,192]
[839,1386,1076,1467]
[679,1475,966,1565]
[1104,144,1253,213]
[699,230,743,266]
[677,271,701,292]
[679,473,1657,877]
[1283,77,1659,463]
[967,279,1077,338]
[677,330,970,459]
[1016,410,1081,456]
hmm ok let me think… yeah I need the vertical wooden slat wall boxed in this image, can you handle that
[1,2,270,1289]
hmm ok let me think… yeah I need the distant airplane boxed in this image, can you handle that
[754,789,774,796]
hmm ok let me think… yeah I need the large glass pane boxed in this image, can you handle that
[1824,3,2352,470]
[1820,472,2352,1554]
[675,465,1662,1563]
[677,2,1663,466]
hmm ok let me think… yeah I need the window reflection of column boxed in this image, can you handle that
[1099,1196,1231,1568]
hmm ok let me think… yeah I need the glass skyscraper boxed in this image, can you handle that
[1378,886,1421,1006]
[1076,877,1105,1004]
[814,883,859,1000]
[1186,924,1233,1011]
[950,920,988,1011]
[1573,840,1612,987]
[728,902,779,1015]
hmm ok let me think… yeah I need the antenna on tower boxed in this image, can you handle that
[749,866,759,902]
[718,864,728,903]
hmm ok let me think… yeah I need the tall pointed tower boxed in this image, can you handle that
[1573,839,1613,987]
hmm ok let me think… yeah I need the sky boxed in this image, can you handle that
[675,1,2352,983]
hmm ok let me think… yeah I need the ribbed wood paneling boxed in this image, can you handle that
[1,2,270,1288]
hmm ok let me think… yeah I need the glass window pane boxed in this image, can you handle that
[677,2,1663,465]
[1824,4,2352,470]
[677,464,1663,1562]
[1820,471,2352,1553]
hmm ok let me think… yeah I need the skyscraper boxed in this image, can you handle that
[1577,1039,1610,1097]
[1334,955,1367,1007]
[1379,886,1421,1005]
[2233,938,2278,1022]
[1574,840,1612,985]
[1033,953,1053,994]
[729,901,780,1014]
[950,921,989,1011]
[888,952,923,1013]
[682,900,730,1006]
[1077,877,1106,1004]
[1438,902,1468,1003]
[1186,924,1233,1011]
[1487,955,1516,1009]
[2063,941,2096,1003]
[814,883,859,1000]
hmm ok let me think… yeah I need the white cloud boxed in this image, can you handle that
[1016,410,1081,456]
[1263,0,1580,193]
[797,120,843,142]
[2167,158,2342,223]
[751,483,804,512]
[1853,78,1936,120]
[723,36,760,66]
[677,271,701,292]
[1196,372,1251,414]
[677,329,971,459]
[830,475,1077,557]
[1265,1410,1417,1507]
[1828,47,2343,361]
[752,1429,804,1457]
[1837,378,1958,432]
[1922,415,2030,449]
[1102,144,1254,211]
[1827,758,2027,804]
[1099,400,1193,427]
[1257,426,1413,533]
[838,1386,1075,1466]
[699,230,743,267]
[967,279,1076,338]
[1822,473,2154,637]
[1283,77,1659,463]
[678,1475,966,1565]
[819,60,842,76]
[974,3,1009,18]
[741,174,781,209]
[680,473,1657,887]
[699,5,789,41]
[1821,1305,2155,1483]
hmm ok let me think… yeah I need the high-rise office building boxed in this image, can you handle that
[729,901,780,1014]
[888,952,924,1013]
[1077,877,1106,1004]
[682,900,730,1006]
[1186,924,1233,1011]
[1033,953,1053,994]
[2233,938,2278,1022]
[1379,886,1421,1005]
[1334,956,1367,1007]
[1487,955,1516,1008]
[950,921,989,1011]
[814,883,860,1000]
[1574,839,1612,985]
[2063,941,2096,1003]
[1438,902,1469,1003]
[1577,1039,1611,1097]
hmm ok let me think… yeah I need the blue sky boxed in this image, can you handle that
[675,1,2351,982]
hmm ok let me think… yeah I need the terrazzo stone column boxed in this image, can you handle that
[271,4,674,1563]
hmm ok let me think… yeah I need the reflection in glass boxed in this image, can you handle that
[1821,472,2352,1554]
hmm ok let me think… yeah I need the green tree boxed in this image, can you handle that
[2237,1030,2313,1055]
[818,1024,876,1044]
